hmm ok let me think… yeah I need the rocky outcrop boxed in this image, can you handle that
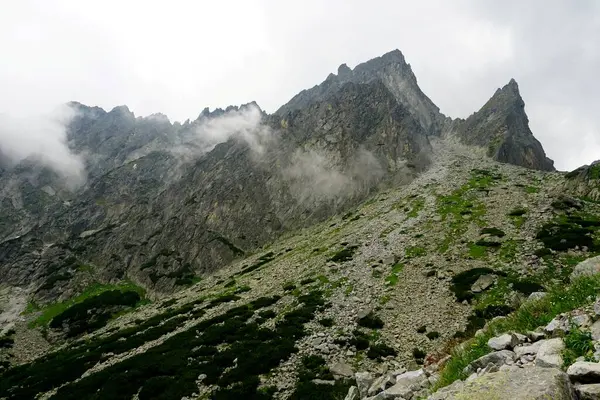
[276,49,449,137]
[450,79,555,171]
[563,161,600,201]
[428,367,574,400]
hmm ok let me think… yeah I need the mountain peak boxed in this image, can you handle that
[452,78,554,171]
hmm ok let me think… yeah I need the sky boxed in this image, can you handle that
[0,0,599,171]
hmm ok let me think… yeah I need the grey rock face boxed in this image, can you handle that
[427,367,574,400]
[535,338,565,368]
[571,256,600,280]
[487,333,519,351]
[563,160,600,202]
[471,274,496,293]
[576,383,600,400]
[568,361,600,383]
[450,79,555,171]
[466,350,516,374]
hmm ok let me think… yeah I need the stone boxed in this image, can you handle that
[471,274,496,293]
[545,315,570,334]
[382,381,414,398]
[344,386,359,400]
[514,341,542,357]
[390,367,407,377]
[425,367,574,400]
[594,299,600,316]
[571,256,600,280]
[357,308,373,320]
[573,313,592,328]
[567,361,600,383]
[535,338,565,368]
[331,362,354,378]
[527,292,548,302]
[577,383,600,400]
[367,374,396,396]
[394,369,427,388]
[312,379,336,385]
[355,372,374,397]
[528,330,546,342]
[467,350,516,373]
[591,320,600,341]
[488,333,519,351]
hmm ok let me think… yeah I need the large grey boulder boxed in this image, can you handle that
[343,386,359,400]
[488,333,519,351]
[355,371,374,397]
[571,256,600,280]
[567,361,600,383]
[427,366,574,399]
[535,338,565,368]
[577,383,600,400]
[467,350,516,373]
[471,274,496,293]
[367,374,396,396]
[514,341,543,357]
[330,362,354,378]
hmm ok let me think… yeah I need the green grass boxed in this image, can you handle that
[562,325,595,367]
[406,246,426,258]
[384,263,404,286]
[407,197,425,218]
[29,281,147,328]
[435,274,600,390]
[468,243,488,259]
[525,186,540,194]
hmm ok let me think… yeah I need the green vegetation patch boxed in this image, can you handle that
[328,245,359,263]
[235,251,277,276]
[357,312,384,329]
[29,281,146,328]
[562,325,595,367]
[384,263,404,286]
[407,197,425,218]
[536,213,600,252]
[2,289,326,400]
[436,274,600,390]
[50,290,141,338]
[290,355,353,400]
[405,246,426,258]
[480,227,505,237]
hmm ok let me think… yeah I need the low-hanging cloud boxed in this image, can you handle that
[0,104,86,188]
[283,147,384,205]
[172,104,273,160]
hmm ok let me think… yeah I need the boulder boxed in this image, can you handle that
[571,256,600,280]
[488,333,519,351]
[471,274,496,293]
[394,369,427,387]
[514,341,543,358]
[367,374,396,396]
[545,315,570,335]
[591,320,600,341]
[577,383,600,400]
[567,361,600,383]
[536,338,565,368]
[426,367,574,399]
[344,386,359,400]
[355,371,374,397]
[527,292,548,302]
[330,362,354,378]
[467,350,516,373]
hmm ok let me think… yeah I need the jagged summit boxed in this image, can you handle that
[451,78,555,171]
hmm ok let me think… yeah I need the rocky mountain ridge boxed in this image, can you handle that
[0,50,557,307]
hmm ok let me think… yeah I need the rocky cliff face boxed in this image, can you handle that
[562,161,600,201]
[450,79,555,171]
[0,50,555,305]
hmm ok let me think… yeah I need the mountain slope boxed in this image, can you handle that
[1,137,596,400]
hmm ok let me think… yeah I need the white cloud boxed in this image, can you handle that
[0,0,598,171]
[0,104,85,187]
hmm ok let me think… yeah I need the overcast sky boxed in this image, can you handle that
[1,0,598,171]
